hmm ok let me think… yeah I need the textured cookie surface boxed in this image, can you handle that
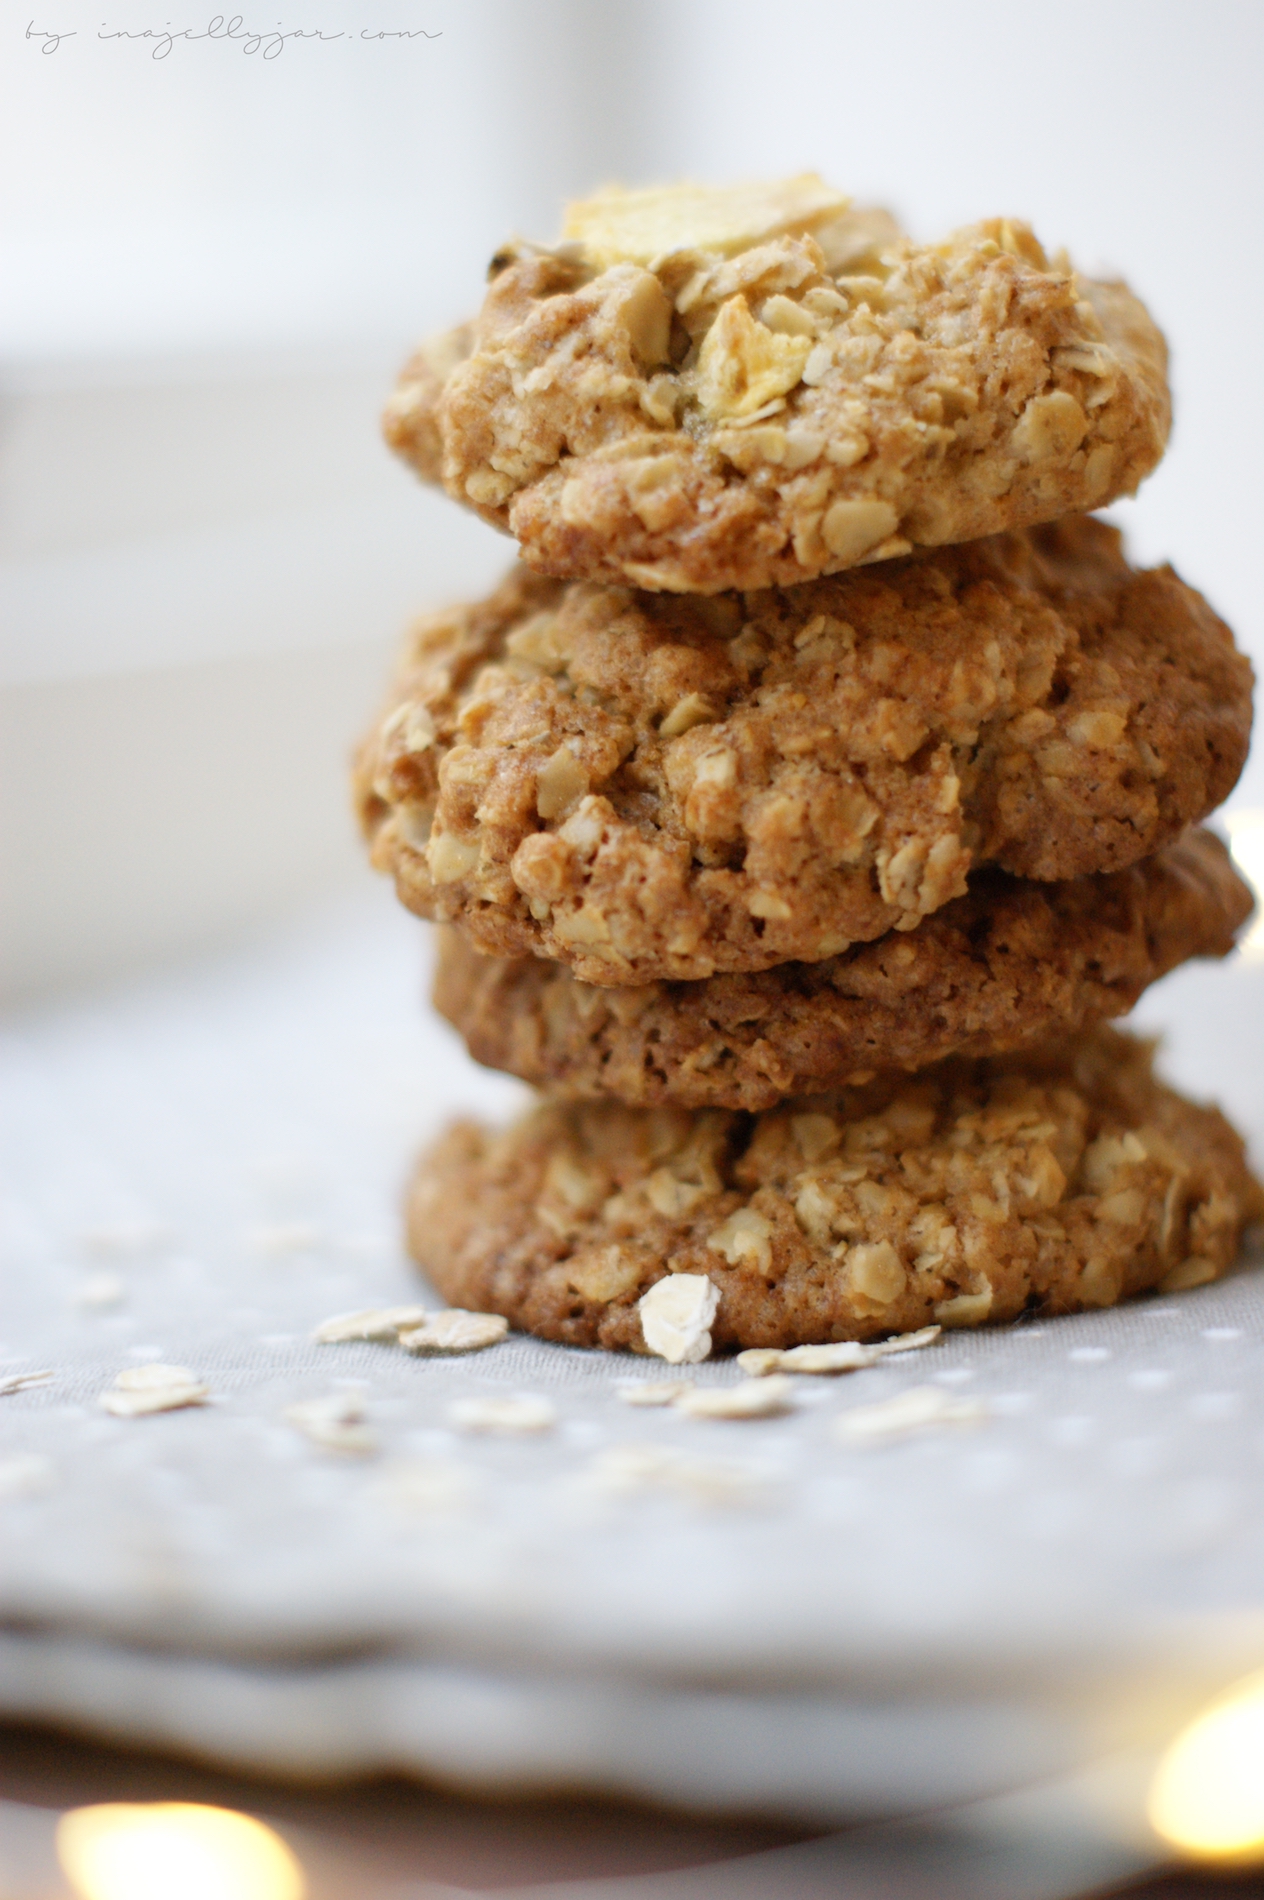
[408,1029,1263,1353]
[433,830,1252,1111]
[384,179,1170,594]
[355,519,1252,983]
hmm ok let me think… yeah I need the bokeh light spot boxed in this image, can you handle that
[56,1801,306,1900]
[1148,1667,1264,1861]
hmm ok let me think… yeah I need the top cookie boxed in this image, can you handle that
[384,176,1170,594]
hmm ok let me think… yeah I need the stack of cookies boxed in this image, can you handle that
[356,177,1261,1362]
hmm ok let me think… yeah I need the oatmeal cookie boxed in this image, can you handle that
[355,519,1252,984]
[408,1027,1263,1353]
[384,177,1170,594]
[433,830,1252,1111]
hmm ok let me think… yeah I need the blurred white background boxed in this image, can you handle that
[3,0,1262,997]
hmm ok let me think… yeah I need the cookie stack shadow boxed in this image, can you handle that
[355,178,1261,1360]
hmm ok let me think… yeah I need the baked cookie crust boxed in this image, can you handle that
[355,519,1252,984]
[384,179,1170,594]
[432,830,1252,1112]
[408,1028,1263,1353]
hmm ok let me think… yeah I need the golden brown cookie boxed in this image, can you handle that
[355,519,1252,984]
[384,178,1170,594]
[432,830,1252,1111]
[408,1027,1263,1354]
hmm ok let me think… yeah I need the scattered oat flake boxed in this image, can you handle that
[375,1457,481,1514]
[98,1383,204,1420]
[399,1310,509,1354]
[0,1370,53,1397]
[834,1384,985,1446]
[100,1364,209,1417]
[77,1273,125,1310]
[584,1443,771,1507]
[249,1221,323,1256]
[313,1305,431,1344]
[616,1380,692,1407]
[676,1375,796,1421]
[0,1454,57,1500]
[78,1221,170,1257]
[448,1394,556,1436]
[737,1325,940,1377]
[783,1342,880,1374]
[585,1445,677,1495]
[732,1349,785,1377]
[637,1274,719,1364]
[873,1325,943,1357]
[334,1231,393,1257]
[284,1392,377,1455]
[115,1363,197,1390]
